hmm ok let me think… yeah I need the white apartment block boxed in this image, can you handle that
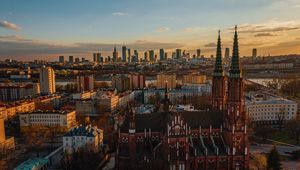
[63,125,103,154]
[40,66,56,95]
[19,110,76,132]
[246,94,298,124]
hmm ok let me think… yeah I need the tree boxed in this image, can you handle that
[267,146,281,170]
[276,107,285,131]
[286,116,300,144]
[253,154,267,170]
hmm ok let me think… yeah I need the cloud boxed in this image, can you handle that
[0,20,21,30]
[231,19,300,34]
[254,32,278,37]
[0,37,184,56]
[204,42,217,48]
[112,12,127,16]
[156,27,169,33]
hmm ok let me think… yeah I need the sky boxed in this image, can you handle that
[1,0,300,61]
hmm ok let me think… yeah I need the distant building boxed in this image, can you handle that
[246,93,298,124]
[127,48,131,62]
[129,73,145,90]
[113,46,118,62]
[182,74,206,85]
[75,58,80,63]
[0,83,40,101]
[176,49,182,59]
[144,51,148,62]
[196,49,201,57]
[40,66,56,95]
[63,125,103,154]
[159,49,165,61]
[122,46,127,62]
[59,56,64,63]
[77,75,94,92]
[69,56,74,63]
[112,74,130,92]
[252,48,257,59]
[19,110,76,133]
[156,73,176,89]
[95,92,119,113]
[225,48,230,59]
[97,53,102,62]
[149,50,154,61]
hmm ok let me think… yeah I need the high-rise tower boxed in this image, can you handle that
[212,30,226,111]
[224,26,248,169]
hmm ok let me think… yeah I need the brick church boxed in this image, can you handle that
[116,26,249,170]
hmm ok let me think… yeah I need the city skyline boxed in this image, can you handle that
[1,0,300,60]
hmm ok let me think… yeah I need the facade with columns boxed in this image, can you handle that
[116,27,249,170]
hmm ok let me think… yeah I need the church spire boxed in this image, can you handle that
[214,30,224,76]
[230,25,241,77]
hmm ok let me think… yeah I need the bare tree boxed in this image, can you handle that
[276,107,286,131]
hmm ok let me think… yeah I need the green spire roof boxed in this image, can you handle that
[230,25,241,77]
[214,30,224,76]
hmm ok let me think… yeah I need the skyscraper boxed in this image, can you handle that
[69,56,74,63]
[40,66,56,95]
[144,51,148,62]
[97,53,101,62]
[93,53,97,62]
[164,52,168,60]
[196,49,201,57]
[127,49,131,62]
[134,50,138,59]
[113,46,118,62]
[59,56,64,63]
[149,50,154,61]
[252,48,257,59]
[225,48,230,59]
[159,49,164,61]
[122,46,127,62]
[176,49,182,59]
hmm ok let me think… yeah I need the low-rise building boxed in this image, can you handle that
[0,116,15,152]
[0,83,40,101]
[246,93,298,124]
[19,110,76,133]
[63,125,103,154]
[0,100,35,120]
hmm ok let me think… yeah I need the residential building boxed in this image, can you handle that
[77,75,94,92]
[19,110,76,133]
[112,74,130,92]
[40,66,56,95]
[246,94,298,124]
[156,73,176,89]
[0,100,35,120]
[63,125,103,154]
[0,116,15,151]
[182,74,206,85]
[0,83,40,101]
[129,73,145,90]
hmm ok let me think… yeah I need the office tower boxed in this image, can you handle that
[127,49,131,62]
[164,52,168,60]
[129,73,145,90]
[75,58,80,63]
[149,50,154,61]
[176,49,182,59]
[196,49,201,57]
[69,56,74,63]
[122,46,127,62]
[144,51,148,61]
[107,56,111,62]
[159,49,165,61]
[97,53,101,62]
[134,50,138,59]
[113,46,118,62]
[93,53,97,62]
[82,58,85,62]
[77,75,94,92]
[156,73,177,89]
[172,52,176,59]
[252,48,257,59]
[40,66,56,95]
[59,56,64,63]
[225,48,230,59]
